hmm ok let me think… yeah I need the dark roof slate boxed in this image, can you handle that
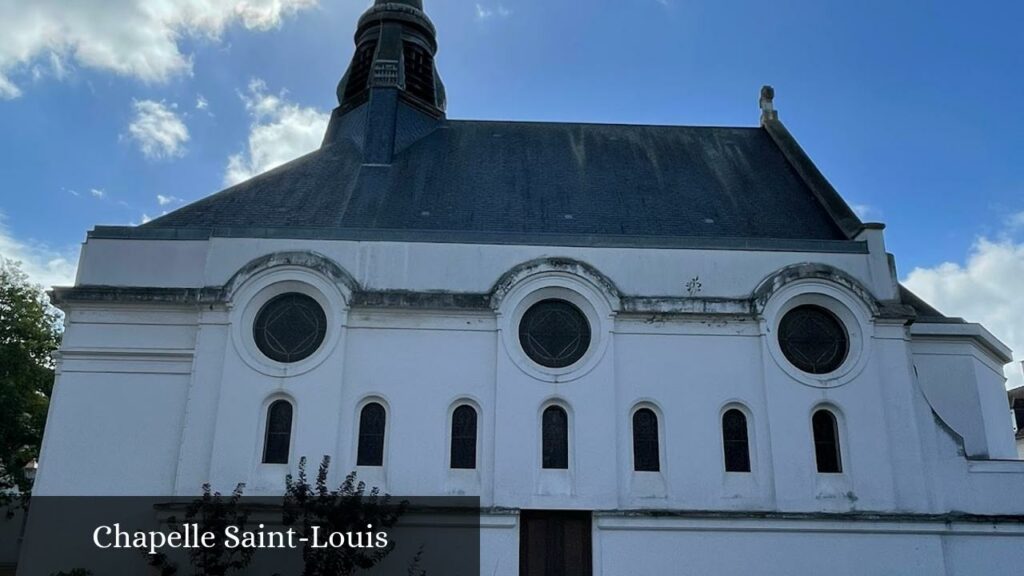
[898,284,961,323]
[143,119,852,243]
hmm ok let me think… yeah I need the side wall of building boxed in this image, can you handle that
[34,305,196,495]
[36,237,1023,521]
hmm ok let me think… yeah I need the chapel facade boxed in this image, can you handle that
[37,1,1024,574]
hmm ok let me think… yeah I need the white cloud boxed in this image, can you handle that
[157,194,182,206]
[475,3,511,20]
[90,188,105,199]
[850,203,877,220]
[49,52,68,80]
[904,237,1024,389]
[1007,211,1024,231]
[29,52,69,83]
[0,0,318,99]
[0,213,78,290]
[0,75,20,99]
[127,99,190,160]
[224,78,328,186]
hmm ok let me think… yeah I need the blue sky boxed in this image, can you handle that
[0,0,1022,381]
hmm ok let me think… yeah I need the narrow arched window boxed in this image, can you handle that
[632,408,660,472]
[542,406,569,469]
[262,400,293,464]
[450,405,478,469]
[357,402,386,466]
[812,409,842,473]
[722,409,751,473]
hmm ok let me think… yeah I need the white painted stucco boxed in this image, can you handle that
[33,225,1024,575]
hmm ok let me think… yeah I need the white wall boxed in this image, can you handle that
[34,233,1024,575]
[594,516,1024,576]
[34,306,196,495]
[77,236,876,299]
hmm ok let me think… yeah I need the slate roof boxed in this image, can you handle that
[898,284,960,323]
[142,119,859,246]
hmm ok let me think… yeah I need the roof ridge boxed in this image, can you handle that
[444,118,763,131]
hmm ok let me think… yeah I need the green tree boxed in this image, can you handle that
[0,258,62,500]
[146,483,255,576]
[283,456,407,576]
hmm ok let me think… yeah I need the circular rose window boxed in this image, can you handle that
[518,299,592,368]
[778,305,849,374]
[253,293,327,363]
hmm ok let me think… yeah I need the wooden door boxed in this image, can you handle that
[519,510,593,576]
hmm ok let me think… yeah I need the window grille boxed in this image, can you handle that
[253,293,327,364]
[262,400,293,464]
[542,406,569,469]
[344,41,378,100]
[450,405,478,469]
[403,42,436,103]
[357,403,387,466]
[722,409,751,472]
[519,300,592,368]
[778,305,849,374]
[632,408,660,472]
[812,409,843,473]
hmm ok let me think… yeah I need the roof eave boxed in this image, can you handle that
[910,322,1014,365]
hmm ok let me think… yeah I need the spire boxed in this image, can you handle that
[336,0,447,116]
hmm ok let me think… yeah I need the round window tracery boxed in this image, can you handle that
[518,299,592,368]
[778,304,849,374]
[253,293,327,363]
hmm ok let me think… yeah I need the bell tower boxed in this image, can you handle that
[326,0,446,164]
[336,0,446,116]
